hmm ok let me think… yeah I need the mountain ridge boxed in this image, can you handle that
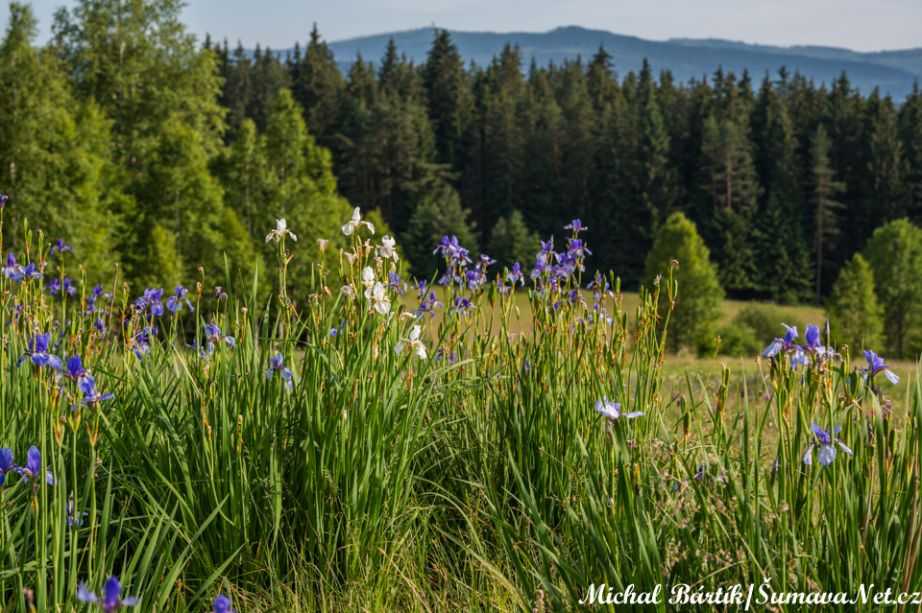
[312,25,922,98]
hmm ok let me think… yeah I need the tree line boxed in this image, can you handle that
[1,0,921,306]
[209,26,922,304]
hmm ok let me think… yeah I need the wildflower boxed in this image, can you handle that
[450,295,474,315]
[134,288,164,317]
[0,448,13,486]
[506,262,524,286]
[802,423,853,467]
[67,493,88,527]
[433,235,471,269]
[2,253,23,281]
[362,266,376,288]
[396,325,428,359]
[21,262,42,281]
[50,239,73,255]
[265,218,298,243]
[0,194,7,209]
[64,355,87,380]
[214,286,228,300]
[317,238,329,252]
[342,207,375,236]
[166,285,194,314]
[266,353,294,389]
[77,576,139,611]
[864,349,900,385]
[79,375,114,407]
[416,283,441,318]
[128,328,152,360]
[761,324,798,358]
[18,332,63,370]
[364,282,391,315]
[790,348,809,369]
[564,219,587,233]
[204,323,236,352]
[378,235,398,261]
[213,594,236,613]
[16,446,54,485]
[340,284,355,300]
[49,278,77,297]
[594,398,643,421]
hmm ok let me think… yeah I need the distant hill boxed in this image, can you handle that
[317,26,922,99]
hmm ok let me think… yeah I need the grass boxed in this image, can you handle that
[0,224,920,612]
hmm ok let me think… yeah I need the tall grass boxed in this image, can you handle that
[0,210,919,611]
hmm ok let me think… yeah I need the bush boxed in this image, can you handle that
[644,212,723,353]
[714,321,761,357]
[732,304,786,346]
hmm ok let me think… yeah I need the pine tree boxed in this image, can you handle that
[644,211,723,353]
[828,253,883,354]
[809,125,845,303]
[864,91,905,222]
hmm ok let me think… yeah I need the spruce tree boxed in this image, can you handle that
[863,218,922,358]
[423,30,471,169]
[809,125,845,302]
[828,253,883,354]
[488,210,539,270]
[644,211,723,353]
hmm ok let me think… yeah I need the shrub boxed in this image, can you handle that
[644,212,723,353]
[732,303,786,345]
[714,321,761,357]
[488,210,539,271]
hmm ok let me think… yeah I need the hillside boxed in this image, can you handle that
[323,25,922,98]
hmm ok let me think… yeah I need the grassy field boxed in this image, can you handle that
[0,222,920,611]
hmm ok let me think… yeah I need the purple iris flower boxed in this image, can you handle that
[21,262,42,281]
[50,239,73,256]
[564,219,587,233]
[134,288,164,317]
[213,594,236,613]
[204,323,236,353]
[129,328,152,360]
[64,355,87,380]
[451,295,474,315]
[67,493,88,526]
[2,253,23,281]
[803,423,853,466]
[0,194,7,209]
[77,576,138,612]
[79,375,114,407]
[266,352,294,389]
[506,262,524,286]
[214,286,228,300]
[594,398,643,421]
[166,285,194,314]
[0,448,13,486]
[864,350,900,385]
[18,333,63,370]
[16,446,54,485]
[762,324,798,358]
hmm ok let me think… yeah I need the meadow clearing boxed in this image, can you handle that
[0,212,919,612]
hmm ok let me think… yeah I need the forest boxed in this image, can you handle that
[1,0,920,307]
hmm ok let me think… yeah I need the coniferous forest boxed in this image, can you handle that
[2,0,921,306]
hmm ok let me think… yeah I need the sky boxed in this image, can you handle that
[16,0,922,52]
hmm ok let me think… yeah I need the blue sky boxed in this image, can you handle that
[17,0,922,51]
